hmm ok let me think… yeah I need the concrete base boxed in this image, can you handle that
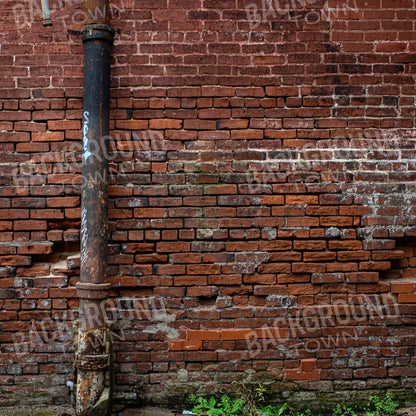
[91,387,111,416]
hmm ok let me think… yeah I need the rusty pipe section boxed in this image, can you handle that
[76,0,114,414]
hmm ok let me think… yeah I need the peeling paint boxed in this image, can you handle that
[143,311,179,340]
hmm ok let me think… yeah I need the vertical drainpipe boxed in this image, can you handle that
[75,0,114,414]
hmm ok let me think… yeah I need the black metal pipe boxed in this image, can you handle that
[75,1,114,414]
[80,24,113,286]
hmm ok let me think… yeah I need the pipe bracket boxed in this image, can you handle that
[82,24,115,43]
[76,282,111,300]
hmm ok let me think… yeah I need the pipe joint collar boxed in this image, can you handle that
[75,352,109,371]
[76,282,111,300]
[82,24,115,43]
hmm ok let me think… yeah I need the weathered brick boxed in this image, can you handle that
[285,369,320,381]
[32,132,64,142]
[47,120,80,130]
[0,256,31,266]
[169,340,202,351]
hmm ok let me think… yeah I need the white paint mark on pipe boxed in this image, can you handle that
[81,206,88,267]
[83,111,92,161]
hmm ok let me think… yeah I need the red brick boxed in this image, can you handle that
[372,250,405,260]
[149,119,182,129]
[254,327,288,339]
[188,330,220,341]
[32,132,64,142]
[17,288,48,299]
[16,264,50,277]
[346,272,379,283]
[174,276,207,286]
[320,216,353,227]
[286,195,319,205]
[14,220,47,230]
[217,119,249,129]
[187,264,221,275]
[292,263,326,274]
[0,132,30,142]
[391,282,415,293]
[398,293,416,303]
[301,359,317,371]
[46,197,80,207]
[169,340,202,351]
[34,276,67,288]
[201,87,235,97]
[288,284,321,295]
[304,252,337,262]
[49,288,77,298]
[231,129,263,140]
[266,86,299,96]
[115,120,148,130]
[329,241,362,250]
[17,243,53,255]
[198,109,231,119]
[184,351,217,362]
[187,286,219,297]
[0,256,31,266]
[294,241,326,251]
[359,261,391,271]
[285,369,320,380]
[220,329,254,340]
[157,242,190,253]
[48,120,80,130]
[338,251,371,261]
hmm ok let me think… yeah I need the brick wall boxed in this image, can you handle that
[1,0,416,409]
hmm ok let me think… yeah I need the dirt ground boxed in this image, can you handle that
[0,405,73,416]
[397,407,416,416]
[0,405,177,416]
[113,406,179,415]
[0,406,176,416]
[0,406,416,416]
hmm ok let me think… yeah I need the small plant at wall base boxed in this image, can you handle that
[334,404,358,416]
[365,393,399,416]
[190,394,244,416]
[188,390,399,416]
[259,403,288,416]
